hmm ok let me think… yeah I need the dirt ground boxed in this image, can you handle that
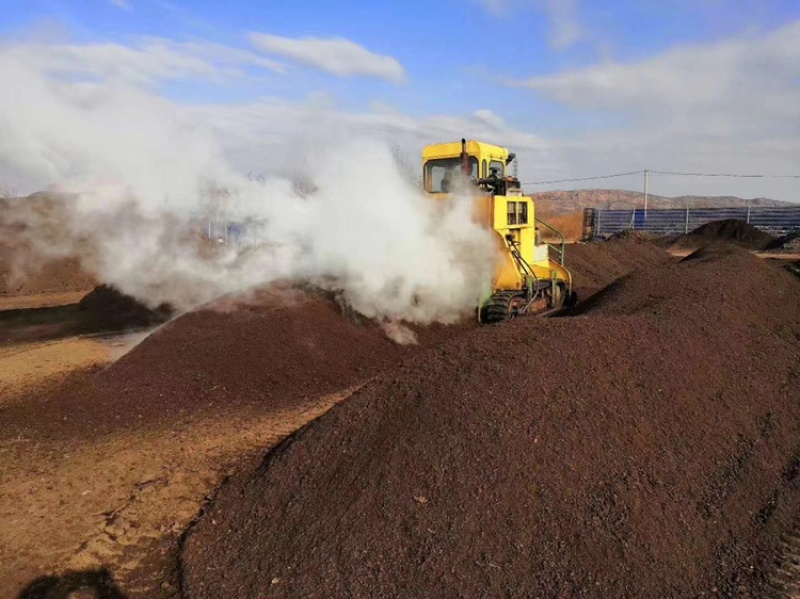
[2,241,799,599]
[0,337,119,400]
[0,291,90,311]
[0,285,372,599]
[179,246,800,598]
[0,331,356,598]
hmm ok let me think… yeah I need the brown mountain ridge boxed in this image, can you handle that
[531,189,790,216]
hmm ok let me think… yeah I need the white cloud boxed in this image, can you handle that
[189,100,554,181]
[542,0,582,50]
[4,37,284,87]
[473,109,505,129]
[1,23,798,207]
[511,21,800,118]
[498,21,800,200]
[474,0,583,49]
[249,33,405,84]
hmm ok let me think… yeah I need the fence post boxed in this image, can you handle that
[746,206,751,224]
[630,210,636,230]
[582,208,594,241]
[685,208,690,234]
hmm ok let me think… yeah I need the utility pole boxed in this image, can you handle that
[643,169,649,216]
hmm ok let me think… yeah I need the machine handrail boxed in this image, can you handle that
[534,217,567,266]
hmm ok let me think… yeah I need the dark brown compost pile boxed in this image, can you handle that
[565,240,672,298]
[0,285,468,440]
[77,284,173,329]
[671,218,775,251]
[181,246,800,599]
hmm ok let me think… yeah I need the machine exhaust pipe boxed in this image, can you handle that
[461,138,469,176]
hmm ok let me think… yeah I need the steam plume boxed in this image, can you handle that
[0,39,496,323]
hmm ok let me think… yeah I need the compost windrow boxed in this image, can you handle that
[181,246,800,599]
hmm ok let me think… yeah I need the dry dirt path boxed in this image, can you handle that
[0,335,140,401]
[0,368,355,599]
[0,291,89,311]
[0,325,360,598]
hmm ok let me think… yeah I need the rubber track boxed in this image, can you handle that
[481,290,527,324]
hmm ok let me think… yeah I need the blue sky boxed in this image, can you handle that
[0,0,798,200]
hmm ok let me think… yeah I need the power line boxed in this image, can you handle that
[650,170,800,179]
[523,170,643,185]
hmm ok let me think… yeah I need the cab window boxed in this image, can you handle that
[424,158,479,193]
[489,160,505,178]
[506,201,529,226]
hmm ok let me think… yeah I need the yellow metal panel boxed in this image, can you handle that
[422,140,509,163]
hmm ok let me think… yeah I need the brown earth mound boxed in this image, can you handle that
[0,285,173,346]
[565,241,672,298]
[0,285,469,440]
[78,284,173,329]
[0,242,97,297]
[0,195,97,297]
[0,242,658,432]
[181,249,800,599]
[671,218,775,250]
[607,228,661,243]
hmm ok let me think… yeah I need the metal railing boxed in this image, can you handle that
[586,206,800,239]
[535,217,567,264]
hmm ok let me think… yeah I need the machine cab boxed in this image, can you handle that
[422,139,516,195]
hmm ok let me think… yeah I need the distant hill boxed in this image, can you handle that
[531,189,791,216]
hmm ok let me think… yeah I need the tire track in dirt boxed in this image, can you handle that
[765,522,800,598]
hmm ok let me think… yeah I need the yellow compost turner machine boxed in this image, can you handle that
[422,139,576,324]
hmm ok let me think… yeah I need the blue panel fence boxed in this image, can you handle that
[586,207,800,240]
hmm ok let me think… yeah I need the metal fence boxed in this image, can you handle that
[586,206,800,239]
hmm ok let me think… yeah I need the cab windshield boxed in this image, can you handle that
[424,157,479,193]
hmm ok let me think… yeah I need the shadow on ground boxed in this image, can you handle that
[17,568,128,598]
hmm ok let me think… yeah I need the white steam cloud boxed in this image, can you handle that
[0,40,496,324]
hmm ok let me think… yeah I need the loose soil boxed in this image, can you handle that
[0,290,89,311]
[670,218,776,251]
[1,373,359,599]
[78,285,173,329]
[0,284,473,598]
[0,285,170,346]
[7,240,796,599]
[565,240,672,299]
[181,246,800,599]
[0,285,470,443]
[0,336,126,401]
